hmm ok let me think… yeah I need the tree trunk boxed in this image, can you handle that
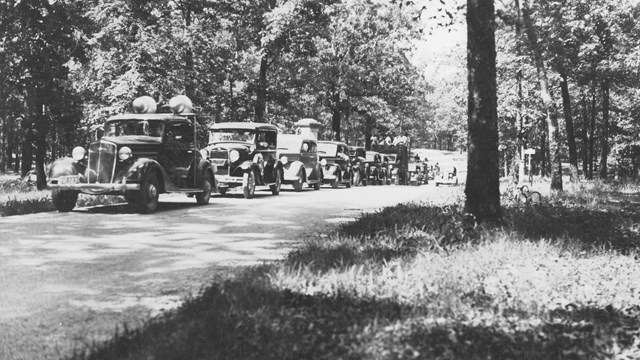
[522,0,562,191]
[331,87,341,140]
[255,57,269,123]
[588,83,597,179]
[599,79,610,179]
[364,115,374,150]
[20,131,33,178]
[464,0,501,222]
[539,120,547,177]
[580,90,589,177]
[560,72,579,182]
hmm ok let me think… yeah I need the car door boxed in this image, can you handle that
[301,140,319,180]
[164,120,195,188]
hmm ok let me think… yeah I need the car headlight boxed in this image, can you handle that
[229,150,240,163]
[280,156,288,164]
[118,146,132,161]
[72,146,85,161]
[320,159,327,166]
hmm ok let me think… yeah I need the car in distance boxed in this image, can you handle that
[47,95,216,214]
[348,146,366,186]
[435,165,459,186]
[363,150,388,186]
[277,134,322,191]
[318,141,352,188]
[203,122,283,198]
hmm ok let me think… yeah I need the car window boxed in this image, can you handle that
[166,122,193,145]
[303,141,316,154]
[104,119,164,138]
[257,130,277,149]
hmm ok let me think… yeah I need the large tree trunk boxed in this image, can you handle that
[599,79,610,179]
[522,0,562,191]
[364,114,374,150]
[560,72,579,182]
[331,87,341,140]
[464,0,501,222]
[255,57,269,123]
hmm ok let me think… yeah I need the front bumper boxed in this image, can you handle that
[48,180,140,195]
[215,175,243,186]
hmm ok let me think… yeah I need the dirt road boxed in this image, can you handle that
[0,183,460,360]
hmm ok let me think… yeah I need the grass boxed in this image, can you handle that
[0,174,125,216]
[55,179,640,360]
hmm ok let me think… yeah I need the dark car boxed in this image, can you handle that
[204,122,283,198]
[277,134,322,191]
[348,146,366,186]
[364,151,388,185]
[371,144,409,185]
[318,141,352,188]
[47,95,216,214]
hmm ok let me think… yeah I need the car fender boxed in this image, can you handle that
[239,160,253,171]
[48,157,84,179]
[123,158,169,191]
[284,161,305,180]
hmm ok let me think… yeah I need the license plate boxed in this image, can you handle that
[58,175,79,185]
[210,159,227,166]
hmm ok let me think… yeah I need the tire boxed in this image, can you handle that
[270,168,282,195]
[196,172,213,205]
[346,171,352,188]
[330,176,339,189]
[137,172,160,214]
[292,177,303,192]
[218,188,227,196]
[435,182,440,187]
[51,189,78,212]
[243,171,256,199]
[313,180,320,190]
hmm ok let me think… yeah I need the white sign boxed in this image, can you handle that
[524,148,536,155]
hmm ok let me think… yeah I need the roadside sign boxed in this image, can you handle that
[524,148,536,155]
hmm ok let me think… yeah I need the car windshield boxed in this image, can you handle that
[103,119,165,138]
[365,152,378,161]
[317,143,338,156]
[210,129,255,143]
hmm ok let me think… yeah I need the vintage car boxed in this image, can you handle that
[363,151,388,185]
[276,134,322,191]
[204,122,283,198]
[435,165,459,186]
[372,144,409,185]
[47,95,216,214]
[317,141,353,188]
[407,157,429,186]
[348,146,366,186]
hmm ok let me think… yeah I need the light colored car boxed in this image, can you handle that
[435,166,459,186]
[277,134,322,191]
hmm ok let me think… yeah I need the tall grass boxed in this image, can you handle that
[56,180,640,359]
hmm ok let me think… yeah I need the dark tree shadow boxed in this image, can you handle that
[65,274,640,360]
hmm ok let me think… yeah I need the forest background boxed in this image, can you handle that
[0,0,639,191]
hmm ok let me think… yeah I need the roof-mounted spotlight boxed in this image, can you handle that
[132,96,157,114]
[169,95,193,115]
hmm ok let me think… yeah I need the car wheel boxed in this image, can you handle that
[435,182,440,187]
[243,171,256,199]
[270,168,282,195]
[330,176,339,189]
[314,180,320,190]
[138,172,160,214]
[292,176,303,192]
[196,172,213,205]
[346,171,352,188]
[351,171,359,187]
[218,188,227,196]
[51,189,78,212]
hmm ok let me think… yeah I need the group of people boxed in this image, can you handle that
[370,131,410,147]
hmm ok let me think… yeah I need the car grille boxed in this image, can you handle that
[209,150,230,176]
[86,141,117,183]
